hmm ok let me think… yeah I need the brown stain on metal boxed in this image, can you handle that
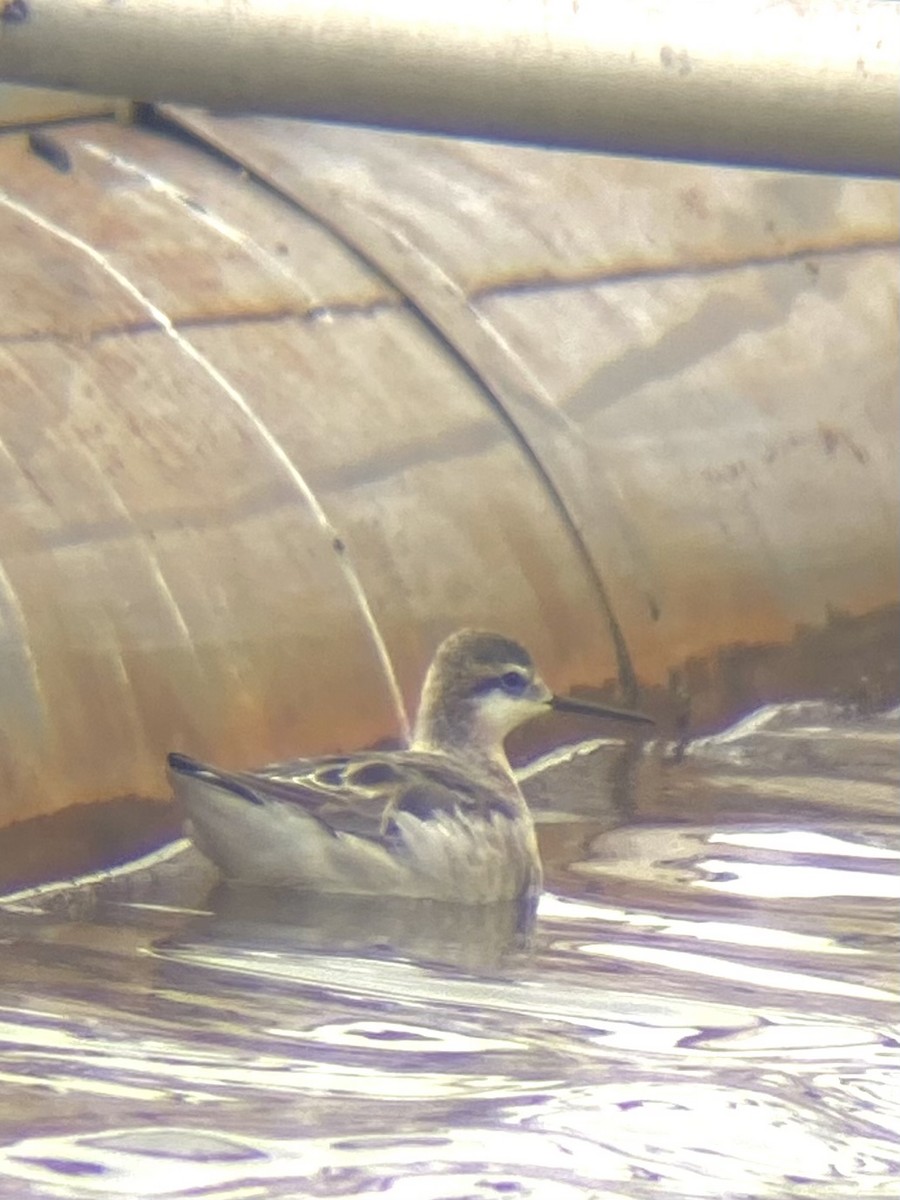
[0,113,896,886]
[701,423,873,486]
[0,602,896,891]
[0,123,400,340]
[653,601,900,736]
[0,797,181,893]
[4,599,896,892]
[0,300,406,347]
[152,108,643,702]
[464,235,900,303]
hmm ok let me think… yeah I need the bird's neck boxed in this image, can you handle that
[412,707,516,782]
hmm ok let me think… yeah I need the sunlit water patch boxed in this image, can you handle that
[0,702,897,1198]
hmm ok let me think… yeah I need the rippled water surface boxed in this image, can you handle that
[1,703,898,1199]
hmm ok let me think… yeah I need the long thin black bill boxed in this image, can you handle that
[549,695,655,726]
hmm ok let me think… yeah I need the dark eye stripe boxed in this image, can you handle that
[471,671,529,695]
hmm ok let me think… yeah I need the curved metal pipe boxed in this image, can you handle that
[0,0,897,177]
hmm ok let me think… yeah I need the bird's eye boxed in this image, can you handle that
[499,671,528,694]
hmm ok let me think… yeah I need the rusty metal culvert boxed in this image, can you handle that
[0,106,896,889]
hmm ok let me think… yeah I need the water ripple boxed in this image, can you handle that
[0,701,897,1199]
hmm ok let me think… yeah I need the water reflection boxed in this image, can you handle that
[176,884,538,972]
[0,701,897,1198]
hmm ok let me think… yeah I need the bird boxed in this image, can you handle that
[167,629,654,904]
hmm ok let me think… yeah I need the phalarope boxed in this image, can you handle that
[167,630,653,903]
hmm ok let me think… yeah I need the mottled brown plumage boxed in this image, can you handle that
[168,629,652,902]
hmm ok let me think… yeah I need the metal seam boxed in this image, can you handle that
[0,185,413,741]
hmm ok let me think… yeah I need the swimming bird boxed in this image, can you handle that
[167,630,653,903]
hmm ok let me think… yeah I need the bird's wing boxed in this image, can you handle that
[171,751,514,843]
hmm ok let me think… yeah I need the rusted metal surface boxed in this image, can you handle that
[0,117,620,887]
[0,111,896,887]
[168,110,900,720]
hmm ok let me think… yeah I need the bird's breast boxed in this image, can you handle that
[391,805,541,903]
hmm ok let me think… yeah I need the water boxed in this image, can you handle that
[0,702,898,1199]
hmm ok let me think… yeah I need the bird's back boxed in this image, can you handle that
[168,748,542,902]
